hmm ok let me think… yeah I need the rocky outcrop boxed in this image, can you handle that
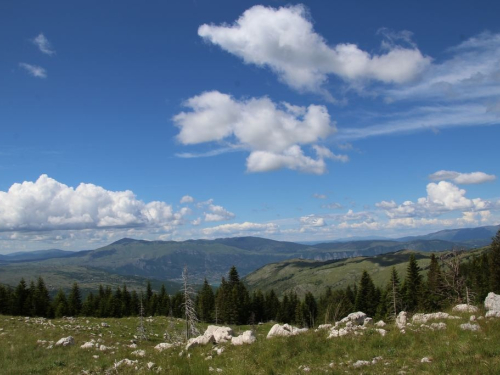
[154,343,174,352]
[484,292,500,317]
[339,311,367,325]
[396,311,407,330]
[412,312,459,324]
[204,326,234,344]
[460,323,480,331]
[55,336,74,347]
[186,334,216,350]
[267,324,308,338]
[232,330,256,345]
[452,304,479,313]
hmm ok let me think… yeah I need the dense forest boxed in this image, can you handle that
[1,230,499,327]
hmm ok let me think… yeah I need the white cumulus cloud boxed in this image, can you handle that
[173,91,342,174]
[180,195,195,204]
[429,170,496,184]
[0,175,187,232]
[198,5,431,94]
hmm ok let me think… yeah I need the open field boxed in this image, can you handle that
[1,307,499,374]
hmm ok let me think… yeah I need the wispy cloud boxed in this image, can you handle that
[32,33,55,55]
[19,63,47,78]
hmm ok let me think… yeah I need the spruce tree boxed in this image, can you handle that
[385,267,402,319]
[403,254,422,311]
[33,277,51,317]
[197,279,215,322]
[303,292,318,328]
[68,282,82,316]
[355,270,377,317]
[425,254,443,310]
[13,278,29,316]
[489,230,500,293]
[53,289,69,318]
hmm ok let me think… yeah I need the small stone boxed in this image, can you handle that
[421,357,432,363]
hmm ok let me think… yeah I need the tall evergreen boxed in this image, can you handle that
[425,254,443,310]
[385,267,402,319]
[355,270,378,317]
[13,278,29,316]
[197,279,215,322]
[53,289,69,318]
[68,282,82,316]
[33,277,51,317]
[303,291,318,327]
[403,254,422,311]
[489,230,500,293]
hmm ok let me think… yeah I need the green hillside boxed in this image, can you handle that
[243,248,488,298]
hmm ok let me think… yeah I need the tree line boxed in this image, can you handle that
[1,230,499,326]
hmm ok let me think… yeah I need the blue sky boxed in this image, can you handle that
[1,0,499,252]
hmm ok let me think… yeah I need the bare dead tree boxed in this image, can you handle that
[137,292,148,341]
[440,249,467,304]
[182,266,200,341]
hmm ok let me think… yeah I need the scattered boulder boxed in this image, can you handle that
[114,359,138,368]
[412,312,459,324]
[232,330,256,346]
[80,342,94,349]
[317,324,332,330]
[147,362,156,370]
[484,292,500,312]
[55,336,75,347]
[267,324,308,338]
[396,311,407,329]
[340,312,367,325]
[186,333,216,350]
[375,329,387,337]
[452,304,479,313]
[421,357,432,363]
[353,360,370,368]
[204,326,234,343]
[155,343,174,352]
[460,323,481,331]
[375,320,386,328]
[131,349,146,357]
[101,322,110,328]
[486,310,500,318]
[429,322,447,330]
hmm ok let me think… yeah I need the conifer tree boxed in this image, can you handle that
[303,291,318,327]
[13,278,29,316]
[53,289,69,318]
[68,282,82,316]
[197,279,215,322]
[403,254,422,311]
[489,230,500,293]
[355,270,378,316]
[33,277,51,317]
[264,289,280,322]
[425,254,443,310]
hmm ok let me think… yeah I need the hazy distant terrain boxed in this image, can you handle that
[0,225,497,291]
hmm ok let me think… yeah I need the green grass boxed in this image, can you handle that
[244,248,488,298]
[0,307,499,374]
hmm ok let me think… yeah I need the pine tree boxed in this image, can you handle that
[264,290,280,322]
[197,279,215,322]
[13,278,29,316]
[303,292,318,327]
[425,254,443,310]
[33,277,51,317]
[489,230,500,293]
[355,270,378,317]
[403,254,422,311]
[68,282,82,316]
[53,289,69,318]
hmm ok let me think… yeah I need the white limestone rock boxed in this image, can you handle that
[430,322,447,330]
[412,312,459,324]
[154,343,174,352]
[231,330,256,346]
[340,312,367,325]
[114,359,138,368]
[375,320,386,327]
[80,342,94,349]
[421,357,432,363]
[396,311,407,329]
[376,329,387,336]
[353,360,370,368]
[204,326,234,343]
[267,323,308,339]
[186,333,216,350]
[317,324,332,330]
[131,349,146,357]
[452,304,479,313]
[55,336,75,347]
[486,310,500,318]
[484,292,500,312]
[460,323,481,331]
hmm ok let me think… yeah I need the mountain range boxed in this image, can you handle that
[0,224,497,292]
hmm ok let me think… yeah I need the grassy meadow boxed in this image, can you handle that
[0,307,499,374]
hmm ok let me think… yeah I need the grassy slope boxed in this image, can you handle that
[0,308,499,374]
[244,249,488,298]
